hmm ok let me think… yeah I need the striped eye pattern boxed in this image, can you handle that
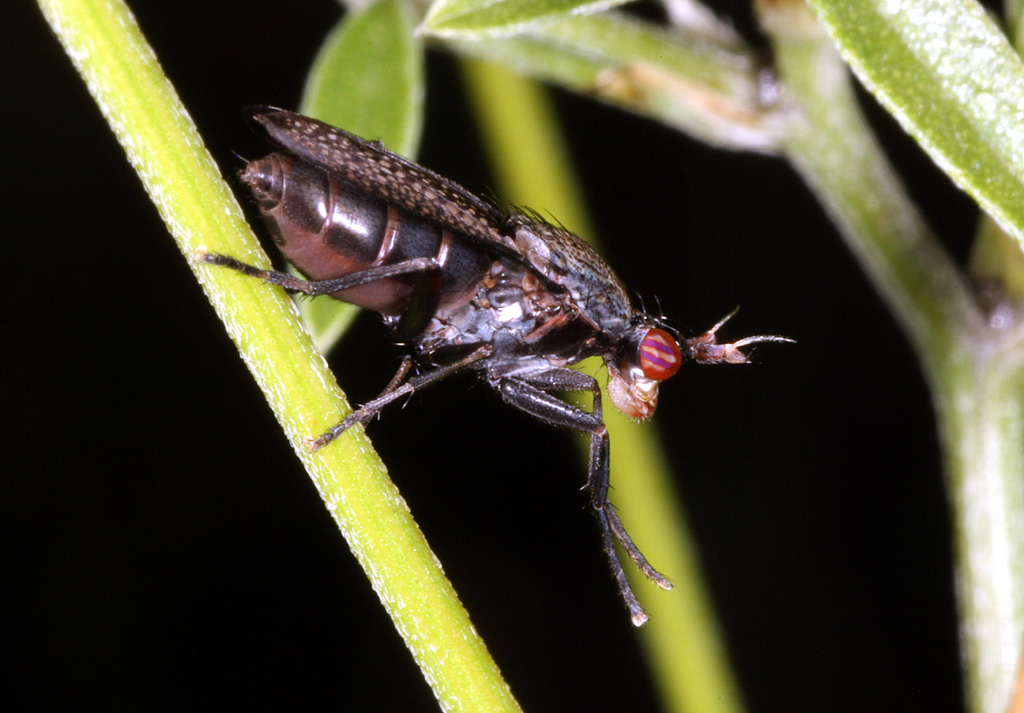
[639,328,682,381]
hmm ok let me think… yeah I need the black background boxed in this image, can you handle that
[8,0,970,710]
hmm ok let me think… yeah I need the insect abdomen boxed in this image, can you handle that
[241,153,488,316]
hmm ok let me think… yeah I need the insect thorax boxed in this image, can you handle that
[411,255,622,369]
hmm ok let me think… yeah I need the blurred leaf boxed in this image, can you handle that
[424,0,634,38]
[445,12,783,152]
[299,0,425,352]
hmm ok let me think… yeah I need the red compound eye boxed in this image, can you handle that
[639,328,682,381]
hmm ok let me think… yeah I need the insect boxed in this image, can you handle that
[202,107,790,625]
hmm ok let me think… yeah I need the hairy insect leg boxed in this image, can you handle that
[199,252,439,296]
[328,355,415,430]
[493,368,671,626]
[309,345,494,450]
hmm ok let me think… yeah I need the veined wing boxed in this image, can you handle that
[245,108,518,251]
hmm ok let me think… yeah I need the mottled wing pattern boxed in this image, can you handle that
[533,223,629,299]
[508,219,633,323]
[246,108,518,254]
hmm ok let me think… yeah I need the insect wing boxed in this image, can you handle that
[245,107,528,258]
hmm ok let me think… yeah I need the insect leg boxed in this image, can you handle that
[199,252,439,296]
[493,368,671,626]
[309,344,494,450]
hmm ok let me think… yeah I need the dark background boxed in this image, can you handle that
[7,0,970,710]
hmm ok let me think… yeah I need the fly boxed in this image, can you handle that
[201,107,791,626]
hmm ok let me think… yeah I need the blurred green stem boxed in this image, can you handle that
[460,58,746,713]
[759,3,1024,712]
[448,1,1024,708]
[444,11,785,152]
[444,0,1024,708]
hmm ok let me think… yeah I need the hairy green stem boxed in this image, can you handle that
[937,342,1024,713]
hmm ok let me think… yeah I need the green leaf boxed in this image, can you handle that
[806,0,1024,249]
[298,0,425,352]
[423,0,634,39]
[302,0,423,154]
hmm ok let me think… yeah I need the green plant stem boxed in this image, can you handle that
[441,0,1024,709]
[760,1,976,353]
[37,0,519,710]
[460,58,746,713]
[759,3,1024,711]
[447,1,1024,708]
[442,11,784,152]
[937,350,1024,713]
